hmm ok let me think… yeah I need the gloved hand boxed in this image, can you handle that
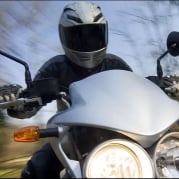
[163,75,179,100]
[0,84,23,103]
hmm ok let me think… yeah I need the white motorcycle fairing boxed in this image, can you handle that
[48,70,179,148]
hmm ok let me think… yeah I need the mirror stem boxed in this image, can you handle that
[157,50,169,81]
[0,50,32,89]
[157,43,177,84]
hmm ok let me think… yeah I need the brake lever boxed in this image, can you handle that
[0,97,43,110]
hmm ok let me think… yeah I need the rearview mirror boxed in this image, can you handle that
[167,31,179,56]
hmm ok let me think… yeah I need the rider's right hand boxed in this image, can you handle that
[0,84,23,102]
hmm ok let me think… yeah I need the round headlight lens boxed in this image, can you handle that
[154,132,179,178]
[83,139,154,178]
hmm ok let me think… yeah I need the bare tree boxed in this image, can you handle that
[113,0,179,76]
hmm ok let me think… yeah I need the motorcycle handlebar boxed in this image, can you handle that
[0,91,71,110]
[0,97,43,109]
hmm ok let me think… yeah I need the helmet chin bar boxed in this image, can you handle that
[63,46,107,69]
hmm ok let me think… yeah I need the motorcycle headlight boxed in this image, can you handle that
[154,132,179,178]
[83,139,154,178]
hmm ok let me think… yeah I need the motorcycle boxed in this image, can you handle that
[0,31,179,178]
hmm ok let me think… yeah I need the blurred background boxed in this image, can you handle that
[1,0,179,177]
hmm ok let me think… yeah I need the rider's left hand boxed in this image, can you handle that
[163,75,179,100]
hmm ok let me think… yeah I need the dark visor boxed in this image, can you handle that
[59,24,107,52]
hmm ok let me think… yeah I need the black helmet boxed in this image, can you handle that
[59,1,108,69]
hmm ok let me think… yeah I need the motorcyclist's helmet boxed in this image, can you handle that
[59,1,108,69]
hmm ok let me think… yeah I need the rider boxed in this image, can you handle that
[0,1,179,178]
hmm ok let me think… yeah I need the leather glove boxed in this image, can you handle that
[0,84,23,102]
[163,75,179,100]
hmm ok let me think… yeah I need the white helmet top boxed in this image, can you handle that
[59,1,108,69]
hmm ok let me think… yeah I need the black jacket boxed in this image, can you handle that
[34,53,132,92]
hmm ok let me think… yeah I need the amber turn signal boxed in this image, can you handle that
[14,126,40,142]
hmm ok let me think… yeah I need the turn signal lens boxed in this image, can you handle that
[14,126,40,142]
